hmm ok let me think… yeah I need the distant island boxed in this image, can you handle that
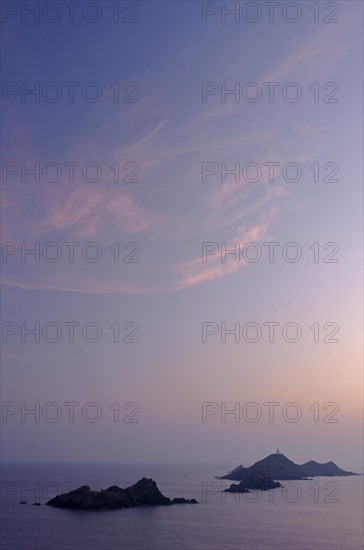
[220,450,358,481]
[224,471,282,493]
[46,478,198,511]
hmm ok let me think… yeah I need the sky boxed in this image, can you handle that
[1,0,363,471]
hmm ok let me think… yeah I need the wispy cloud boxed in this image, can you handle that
[4,11,359,296]
[176,221,271,289]
[263,10,363,82]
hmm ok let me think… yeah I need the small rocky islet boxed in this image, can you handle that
[224,471,282,493]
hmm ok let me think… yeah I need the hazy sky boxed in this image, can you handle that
[1,1,363,471]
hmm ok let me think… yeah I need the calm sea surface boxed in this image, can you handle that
[1,462,363,550]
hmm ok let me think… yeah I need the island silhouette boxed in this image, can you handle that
[219,450,358,481]
[224,471,282,494]
[43,451,358,511]
[46,477,198,511]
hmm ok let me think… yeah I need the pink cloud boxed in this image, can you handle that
[2,184,159,242]
[177,222,270,289]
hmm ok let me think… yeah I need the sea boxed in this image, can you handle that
[1,462,363,550]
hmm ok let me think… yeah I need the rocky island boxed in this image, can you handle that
[46,478,198,511]
[224,471,282,493]
[220,451,358,481]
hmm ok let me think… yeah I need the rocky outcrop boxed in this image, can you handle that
[46,478,198,511]
[224,471,282,493]
[221,453,304,481]
[300,460,358,477]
